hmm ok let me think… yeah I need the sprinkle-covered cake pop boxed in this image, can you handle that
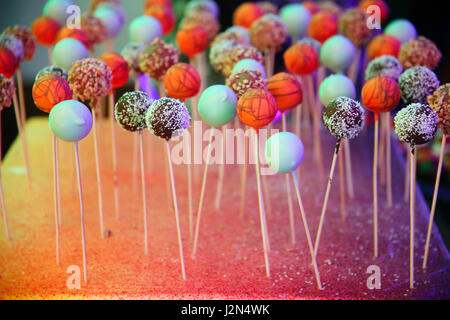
[3,25,36,61]
[35,65,68,82]
[198,84,237,127]
[226,26,250,42]
[139,38,178,80]
[320,35,355,73]
[308,12,338,44]
[236,88,278,129]
[398,36,442,70]
[129,15,162,45]
[0,74,15,109]
[182,10,219,41]
[32,73,72,113]
[0,47,18,78]
[362,76,401,113]
[226,69,266,99]
[164,62,201,100]
[428,84,450,136]
[99,52,129,89]
[145,5,176,36]
[55,26,90,48]
[0,34,24,63]
[176,24,208,59]
[115,91,153,132]
[209,40,238,74]
[365,55,403,81]
[68,58,112,103]
[31,16,61,46]
[250,14,288,52]
[339,7,372,47]
[394,103,438,147]
[384,19,417,44]
[121,42,145,77]
[222,44,264,77]
[233,2,264,29]
[43,0,74,25]
[399,66,439,105]
[319,74,356,107]
[267,72,302,112]
[81,13,108,48]
[184,0,219,19]
[146,97,191,140]
[323,96,365,141]
[284,43,318,76]
[367,34,401,60]
[49,100,93,142]
[211,30,250,47]
[52,38,89,71]
[231,58,266,78]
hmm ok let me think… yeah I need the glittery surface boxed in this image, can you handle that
[2,25,36,61]
[81,13,108,48]
[35,65,68,82]
[428,84,450,136]
[121,42,145,77]
[226,69,266,99]
[115,91,154,132]
[210,31,250,48]
[399,36,442,70]
[139,38,178,80]
[250,14,288,52]
[365,55,403,81]
[323,96,365,140]
[0,73,16,108]
[209,40,238,74]
[399,66,440,104]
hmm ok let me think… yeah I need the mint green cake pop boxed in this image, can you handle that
[52,38,88,71]
[198,85,237,127]
[319,74,356,107]
[320,35,355,73]
[265,132,305,174]
[129,16,162,44]
[384,19,417,44]
[49,100,92,142]
[279,4,311,41]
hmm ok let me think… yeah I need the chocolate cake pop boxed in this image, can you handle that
[399,66,439,104]
[0,34,24,63]
[222,44,264,77]
[339,7,373,47]
[226,69,266,99]
[365,55,403,81]
[0,74,15,109]
[81,13,108,48]
[145,97,190,141]
[121,42,145,77]
[394,103,438,147]
[115,91,153,132]
[428,84,450,136]
[2,25,36,61]
[399,36,442,70]
[250,14,288,52]
[139,38,178,80]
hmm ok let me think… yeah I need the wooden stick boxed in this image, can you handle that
[159,79,173,208]
[0,114,10,239]
[214,125,227,210]
[253,130,271,278]
[132,79,140,191]
[239,128,248,219]
[192,128,215,258]
[12,92,31,188]
[73,142,88,283]
[338,146,346,223]
[409,148,415,289]
[165,141,187,280]
[91,108,105,238]
[343,139,354,199]
[109,92,120,219]
[404,148,410,202]
[386,113,393,208]
[379,113,386,187]
[48,46,53,65]
[282,113,296,244]
[182,132,193,238]
[139,132,149,255]
[56,138,62,225]
[292,171,322,290]
[314,140,340,256]
[265,49,275,79]
[347,47,361,84]
[423,135,446,269]
[373,114,379,258]
[16,68,27,129]
[52,135,61,264]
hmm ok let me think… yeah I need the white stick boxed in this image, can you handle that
[12,92,31,188]
[52,135,61,264]
[73,142,88,283]
[423,135,446,269]
[410,148,415,289]
[265,49,275,79]
[214,125,227,210]
[386,113,392,208]
[282,113,296,244]
[292,171,322,290]
[0,114,10,239]
[16,68,27,129]
[91,108,105,238]
[139,132,149,256]
[192,128,215,259]
[166,141,187,280]
[109,92,120,219]
[240,128,248,219]
[132,79,140,191]
[373,115,379,258]
[56,138,62,225]
[343,139,354,199]
[338,146,346,223]
[404,149,410,202]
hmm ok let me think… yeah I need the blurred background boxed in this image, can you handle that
[1,0,449,248]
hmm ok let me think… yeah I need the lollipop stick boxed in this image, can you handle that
[292,171,322,290]
[314,140,340,256]
[109,92,120,219]
[73,142,88,283]
[12,92,31,188]
[139,132,149,255]
[282,113,296,244]
[48,46,53,65]
[265,49,275,78]
[379,114,386,186]
[404,148,410,202]
[0,116,10,239]
[409,148,416,289]
[16,68,27,129]
[253,130,271,278]
[166,141,187,280]
[52,135,61,264]
[343,139,354,199]
[338,146,346,223]
[56,139,62,225]
[182,132,193,238]
[192,128,215,259]
[91,107,105,238]
[132,79,140,191]
[373,114,379,258]
[423,135,446,269]
[386,113,393,208]
[214,125,227,210]
[240,129,248,219]
[347,47,361,84]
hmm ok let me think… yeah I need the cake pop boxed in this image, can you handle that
[185,0,219,18]
[267,72,302,112]
[52,38,89,71]
[308,12,338,44]
[250,14,288,53]
[320,35,355,73]
[339,7,373,47]
[318,1,342,17]
[0,34,24,64]
[96,2,126,25]
[367,35,401,61]
[145,5,176,36]
[93,6,123,38]
[365,55,403,81]
[36,66,67,83]
[284,43,318,76]
[182,10,220,41]
[384,19,417,44]
[398,36,442,70]
[297,37,322,53]
[257,1,277,14]
[226,26,250,42]
[359,0,389,23]
[129,16,162,45]
[89,0,121,13]
[176,24,208,59]
[209,40,238,74]
[32,73,72,113]
[279,4,311,42]
[31,16,61,47]
[399,66,439,104]
[211,30,250,47]
[0,47,18,79]
[319,74,356,107]
[55,27,90,48]
[231,58,266,79]
[164,63,201,100]
[99,52,129,89]
[81,14,108,48]
[222,44,264,77]
[121,42,145,78]
[2,25,36,61]
[139,38,178,81]
[226,69,266,99]
[43,0,74,25]
[144,0,173,10]
[233,2,264,29]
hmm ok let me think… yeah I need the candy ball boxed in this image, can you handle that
[236,88,277,129]
[302,1,320,14]
[318,1,342,17]
[93,7,122,38]
[284,43,318,76]
[176,24,208,58]
[181,10,219,41]
[164,63,200,100]
[250,14,288,52]
[362,76,400,113]
[31,16,61,46]
[323,96,365,140]
[226,69,266,99]
[339,7,373,47]
[121,42,145,77]
[115,91,154,132]
[320,35,355,73]
[267,72,302,112]
[49,100,93,142]
[55,26,90,48]
[81,13,108,48]
[0,74,15,109]
[3,25,36,61]
[319,74,356,107]
[367,35,401,60]
[97,2,126,25]
[265,132,304,173]
[0,48,18,78]
[394,103,438,147]
[32,73,72,113]
[398,66,439,105]
[52,38,89,71]
[209,40,238,74]
[279,4,311,41]
[99,52,129,89]
[139,38,178,80]
[144,0,173,10]
[226,26,250,42]
[428,84,450,136]
[231,58,266,79]
[359,0,389,23]
[233,2,265,29]
[198,85,237,127]
[43,0,73,25]
[222,44,264,77]
[129,15,162,45]
[297,37,322,53]
[0,34,24,63]
[365,55,403,81]
[308,12,338,44]
[384,19,417,44]
[398,36,442,70]
[146,97,191,141]
[185,0,219,19]
[211,30,250,47]
[36,65,68,82]
[145,5,176,35]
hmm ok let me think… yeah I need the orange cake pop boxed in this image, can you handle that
[236,88,277,129]
[308,12,338,44]
[182,10,219,41]
[145,5,176,35]
[362,76,400,113]
[99,52,129,89]
[0,47,18,79]
[267,72,303,112]
[233,2,265,29]
[32,73,72,113]
[56,26,90,49]
[302,1,320,14]
[31,16,61,46]
[367,35,401,60]
[164,62,201,100]
[339,7,373,47]
[143,0,172,11]
[176,24,208,59]
[283,43,319,76]
[359,0,389,23]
